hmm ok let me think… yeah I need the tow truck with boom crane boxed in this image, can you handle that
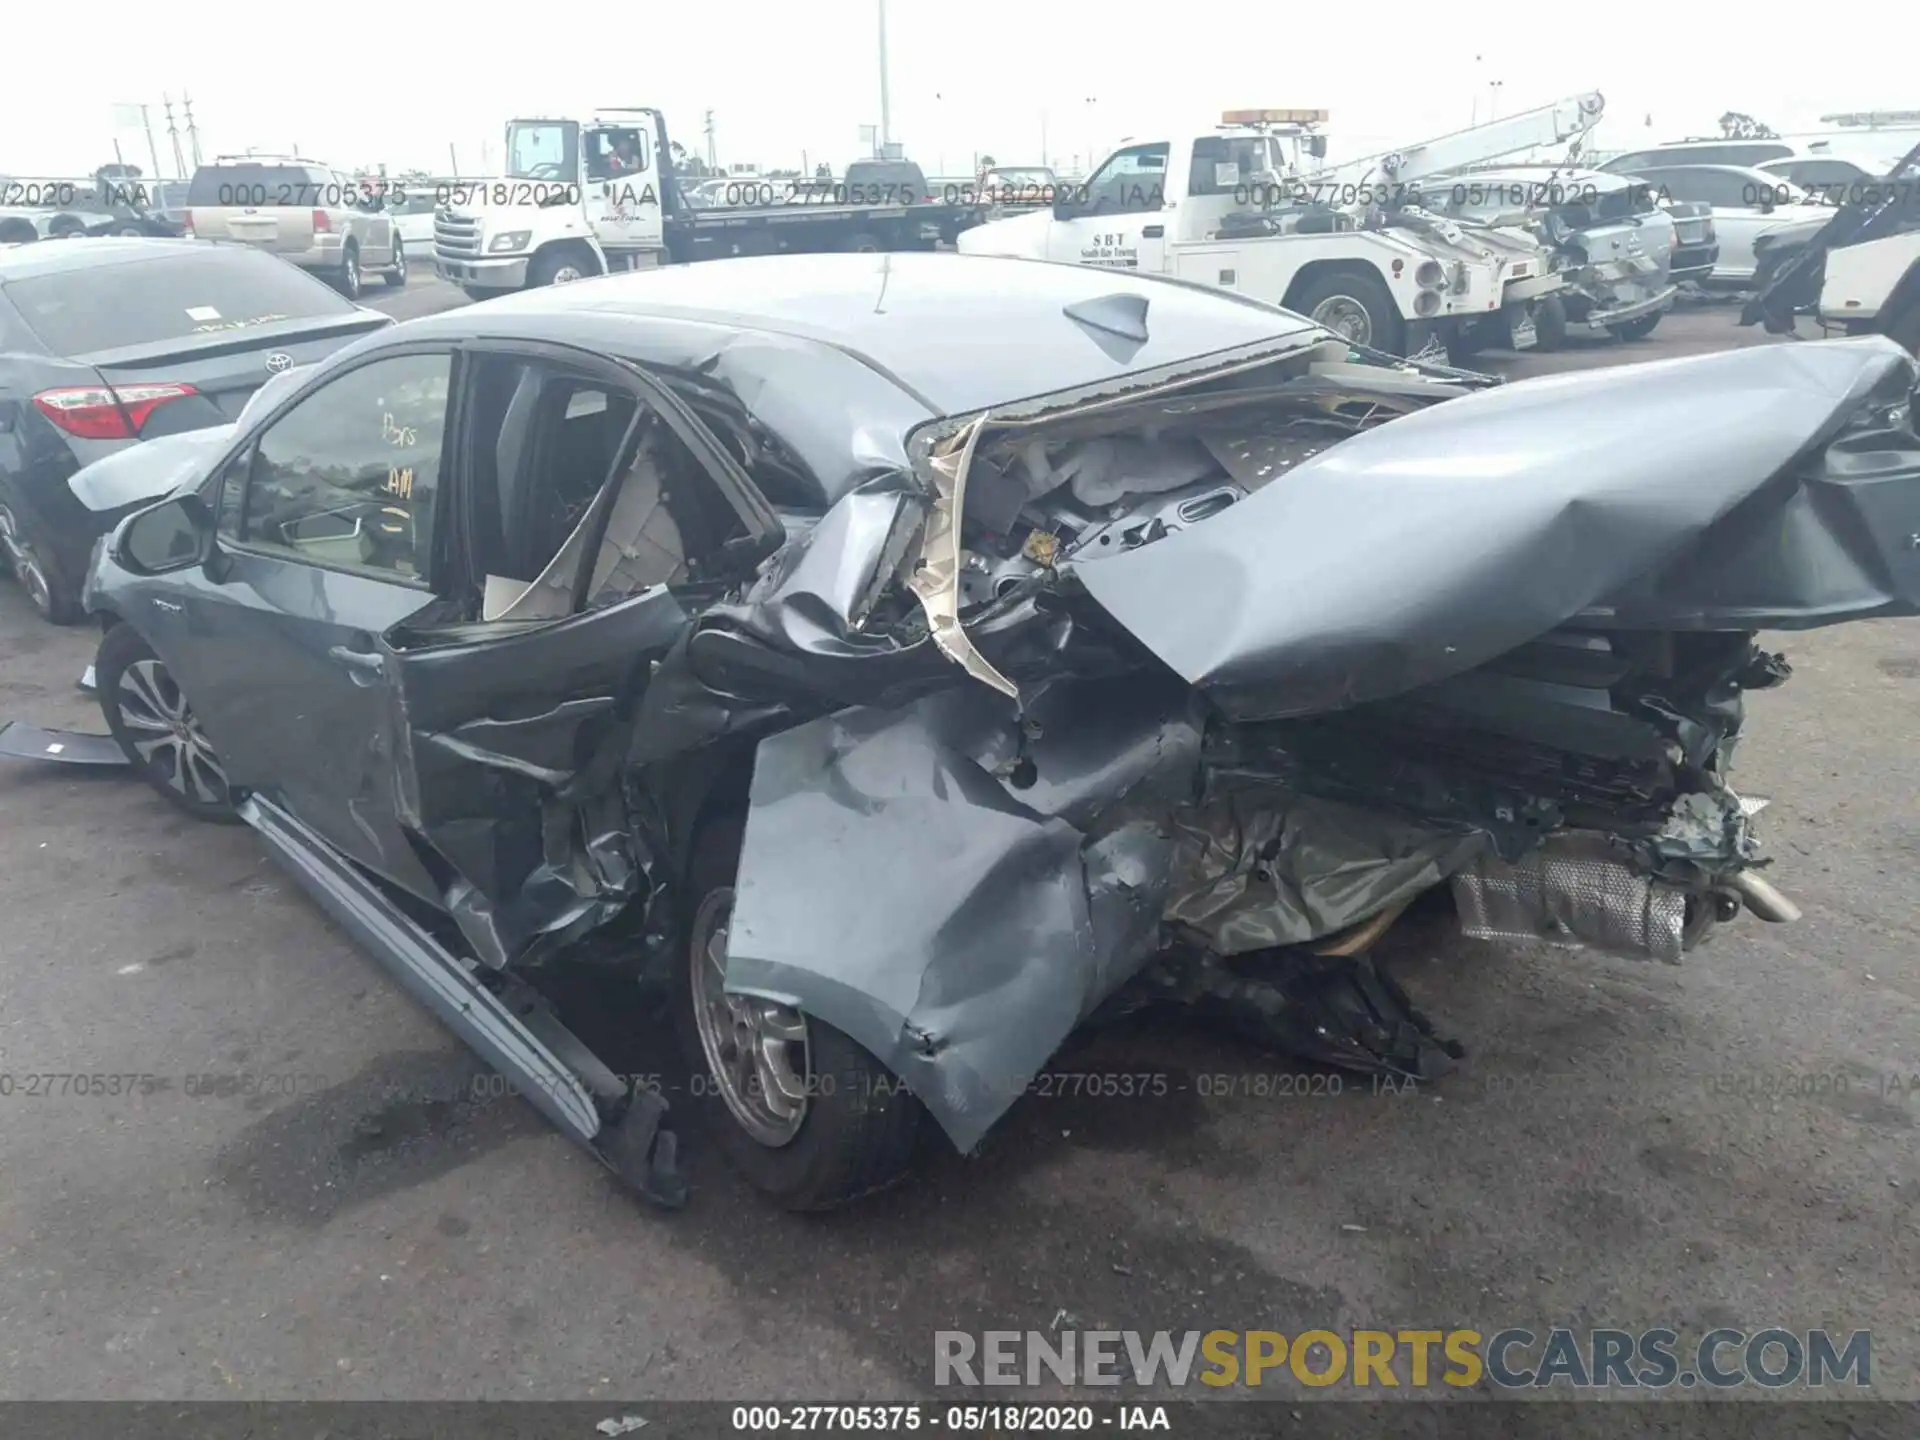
[432,107,977,298]
[957,97,1605,358]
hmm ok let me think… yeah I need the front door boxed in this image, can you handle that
[148,347,458,901]
[583,126,665,260]
[1044,142,1171,273]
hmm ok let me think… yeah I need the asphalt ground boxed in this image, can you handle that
[0,276,1915,1421]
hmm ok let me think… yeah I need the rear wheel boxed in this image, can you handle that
[842,231,884,253]
[334,242,362,299]
[1290,269,1405,355]
[382,237,408,288]
[96,625,240,823]
[0,493,81,624]
[671,818,924,1210]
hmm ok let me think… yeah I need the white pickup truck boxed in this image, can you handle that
[957,112,1559,357]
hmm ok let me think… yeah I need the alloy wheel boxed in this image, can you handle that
[688,886,812,1147]
[115,658,229,805]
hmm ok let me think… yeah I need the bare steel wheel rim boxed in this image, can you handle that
[0,503,52,613]
[117,658,228,804]
[1311,295,1373,345]
[689,886,811,1147]
[551,263,584,284]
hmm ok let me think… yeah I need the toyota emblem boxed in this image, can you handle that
[264,352,294,374]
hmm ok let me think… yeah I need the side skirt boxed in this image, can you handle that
[238,793,686,1207]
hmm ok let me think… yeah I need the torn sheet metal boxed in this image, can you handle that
[0,722,127,766]
[723,678,1203,1151]
[907,419,1021,702]
[378,588,694,970]
[1165,787,1490,954]
[1065,338,1920,720]
[1451,830,1688,963]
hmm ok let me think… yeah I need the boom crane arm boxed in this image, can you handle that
[1313,92,1606,189]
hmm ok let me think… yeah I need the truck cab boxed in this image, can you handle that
[959,114,1551,358]
[434,109,671,296]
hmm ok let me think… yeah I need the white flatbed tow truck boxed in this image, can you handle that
[433,107,975,298]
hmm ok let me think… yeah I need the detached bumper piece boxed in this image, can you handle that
[0,721,127,766]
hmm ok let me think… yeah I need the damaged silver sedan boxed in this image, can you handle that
[28,253,1920,1212]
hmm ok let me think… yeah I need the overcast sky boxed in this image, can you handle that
[3,0,1908,180]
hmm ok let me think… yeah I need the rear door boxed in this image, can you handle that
[369,341,782,970]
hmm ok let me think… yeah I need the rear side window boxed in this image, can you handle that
[5,247,359,356]
[187,164,326,208]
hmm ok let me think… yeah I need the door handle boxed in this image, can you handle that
[1143,225,1165,238]
[327,644,385,683]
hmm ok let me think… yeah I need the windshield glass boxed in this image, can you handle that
[505,122,577,180]
[985,168,1054,186]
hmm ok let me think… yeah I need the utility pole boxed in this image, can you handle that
[139,105,163,182]
[163,96,187,177]
[182,93,202,168]
[876,0,892,150]
[704,110,716,169]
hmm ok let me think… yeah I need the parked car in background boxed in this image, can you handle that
[0,238,391,622]
[384,186,439,248]
[1756,153,1910,205]
[1660,200,1719,283]
[1598,139,1796,174]
[42,253,1920,1214]
[186,156,405,299]
[1611,165,1831,282]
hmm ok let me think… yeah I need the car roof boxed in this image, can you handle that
[0,235,211,281]
[399,252,1317,416]
[1625,162,1791,183]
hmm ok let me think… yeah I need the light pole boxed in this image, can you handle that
[1489,80,1504,121]
[877,0,892,151]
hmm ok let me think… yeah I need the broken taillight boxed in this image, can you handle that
[33,383,199,440]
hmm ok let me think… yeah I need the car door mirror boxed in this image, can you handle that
[1053,190,1081,220]
[118,493,215,575]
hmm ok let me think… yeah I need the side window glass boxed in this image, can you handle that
[232,353,452,583]
[1084,144,1169,215]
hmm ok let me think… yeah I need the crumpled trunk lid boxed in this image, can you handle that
[1062,336,1920,720]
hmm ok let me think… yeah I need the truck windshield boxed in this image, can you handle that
[506,122,577,180]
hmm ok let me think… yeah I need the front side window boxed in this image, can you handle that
[1082,144,1169,215]
[225,353,453,584]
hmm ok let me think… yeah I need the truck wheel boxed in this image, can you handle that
[528,249,596,286]
[0,218,36,245]
[842,231,884,253]
[1530,293,1570,351]
[1607,311,1661,342]
[1291,270,1404,354]
[671,817,925,1211]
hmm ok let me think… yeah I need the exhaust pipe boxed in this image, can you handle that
[1728,869,1802,924]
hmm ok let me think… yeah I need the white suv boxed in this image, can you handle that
[186,156,404,299]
